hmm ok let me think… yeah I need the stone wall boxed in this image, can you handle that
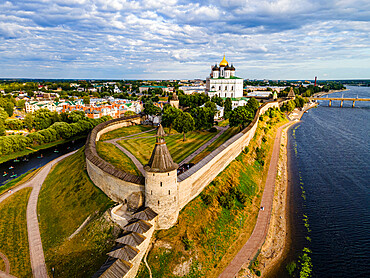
[177,101,280,210]
[85,115,145,203]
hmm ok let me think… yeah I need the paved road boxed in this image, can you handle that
[0,151,77,278]
[218,122,293,278]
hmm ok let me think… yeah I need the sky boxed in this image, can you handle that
[0,0,370,80]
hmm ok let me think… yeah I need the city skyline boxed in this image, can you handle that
[1,0,369,80]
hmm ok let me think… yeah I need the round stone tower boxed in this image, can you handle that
[144,124,179,229]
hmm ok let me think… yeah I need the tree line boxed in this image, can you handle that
[0,109,111,156]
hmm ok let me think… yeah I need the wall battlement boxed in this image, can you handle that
[86,102,281,277]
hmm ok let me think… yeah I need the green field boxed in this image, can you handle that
[96,141,142,176]
[99,125,154,141]
[38,148,117,277]
[0,188,32,277]
[118,130,219,165]
[190,126,240,164]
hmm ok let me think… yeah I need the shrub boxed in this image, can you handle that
[201,192,213,206]
[255,270,261,276]
[209,127,217,133]
[286,261,297,276]
[243,146,249,154]
[218,194,234,210]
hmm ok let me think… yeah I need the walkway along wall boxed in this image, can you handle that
[85,115,145,203]
[177,101,280,210]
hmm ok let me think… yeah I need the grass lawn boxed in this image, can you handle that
[137,111,288,278]
[0,168,40,196]
[99,125,154,141]
[190,126,240,164]
[217,119,229,127]
[38,148,117,277]
[118,130,219,165]
[96,141,142,176]
[0,187,32,277]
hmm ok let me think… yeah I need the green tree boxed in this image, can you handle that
[173,111,195,141]
[161,105,180,134]
[24,113,34,131]
[83,96,90,105]
[68,110,86,123]
[229,106,255,130]
[16,99,26,110]
[0,107,7,136]
[143,102,161,116]
[0,98,14,117]
[224,97,232,119]
[245,98,260,113]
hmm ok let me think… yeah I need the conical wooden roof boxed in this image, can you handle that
[288,87,295,98]
[144,124,178,173]
[116,232,146,247]
[107,245,139,261]
[124,219,152,234]
[132,207,158,221]
[95,258,132,278]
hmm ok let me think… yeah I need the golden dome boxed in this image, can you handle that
[219,54,228,67]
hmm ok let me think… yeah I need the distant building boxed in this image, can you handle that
[139,86,173,94]
[206,55,243,98]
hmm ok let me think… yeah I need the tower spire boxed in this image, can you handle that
[144,124,178,172]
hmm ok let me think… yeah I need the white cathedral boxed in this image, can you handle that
[205,55,244,98]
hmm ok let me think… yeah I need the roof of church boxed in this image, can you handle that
[220,54,228,67]
[212,64,220,71]
[144,124,178,173]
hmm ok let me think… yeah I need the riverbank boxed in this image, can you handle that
[236,103,317,278]
[0,135,87,164]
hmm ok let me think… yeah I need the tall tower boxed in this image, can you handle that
[144,125,179,229]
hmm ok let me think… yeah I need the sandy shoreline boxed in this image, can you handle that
[235,102,317,278]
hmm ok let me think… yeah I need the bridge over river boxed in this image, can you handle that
[309,97,370,107]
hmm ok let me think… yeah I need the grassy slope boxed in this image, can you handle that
[190,126,240,164]
[99,125,153,141]
[118,130,219,165]
[137,112,288,278]
[38,148,117,277]
[96,141,142,176]
[0,188,32,277]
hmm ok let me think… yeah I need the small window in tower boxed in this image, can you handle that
[168,173,169,176]
[153,173,154,176]
[174,197,176,201]
[151,190,152,195]
[232,86,234,90]
[158,200,160,205]
[169,190,170,195]
[219,86,221,90]
[160,182,162,187]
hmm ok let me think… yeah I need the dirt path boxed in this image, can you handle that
[0,151,77,278]
[0,252,10,275]
[218,122,291,278]
[179,125,229,166]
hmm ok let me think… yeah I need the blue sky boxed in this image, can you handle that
[0,0,369,80]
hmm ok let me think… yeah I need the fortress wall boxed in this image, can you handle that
[178,101,279,210]
[85,115,145,203]
[86,158,144,202]
[95,117,141,141]
[124,218,156,278]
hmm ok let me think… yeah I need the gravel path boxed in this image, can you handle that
[179,125,229,166]
[218,122,291,278]
[0,251,10,275]
[0,151,77,278]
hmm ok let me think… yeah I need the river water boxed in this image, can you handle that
[0,137,85,187]
[277,86,370,277]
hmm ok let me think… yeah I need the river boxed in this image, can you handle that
[0,137,86,187]
[276,86,370,277]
